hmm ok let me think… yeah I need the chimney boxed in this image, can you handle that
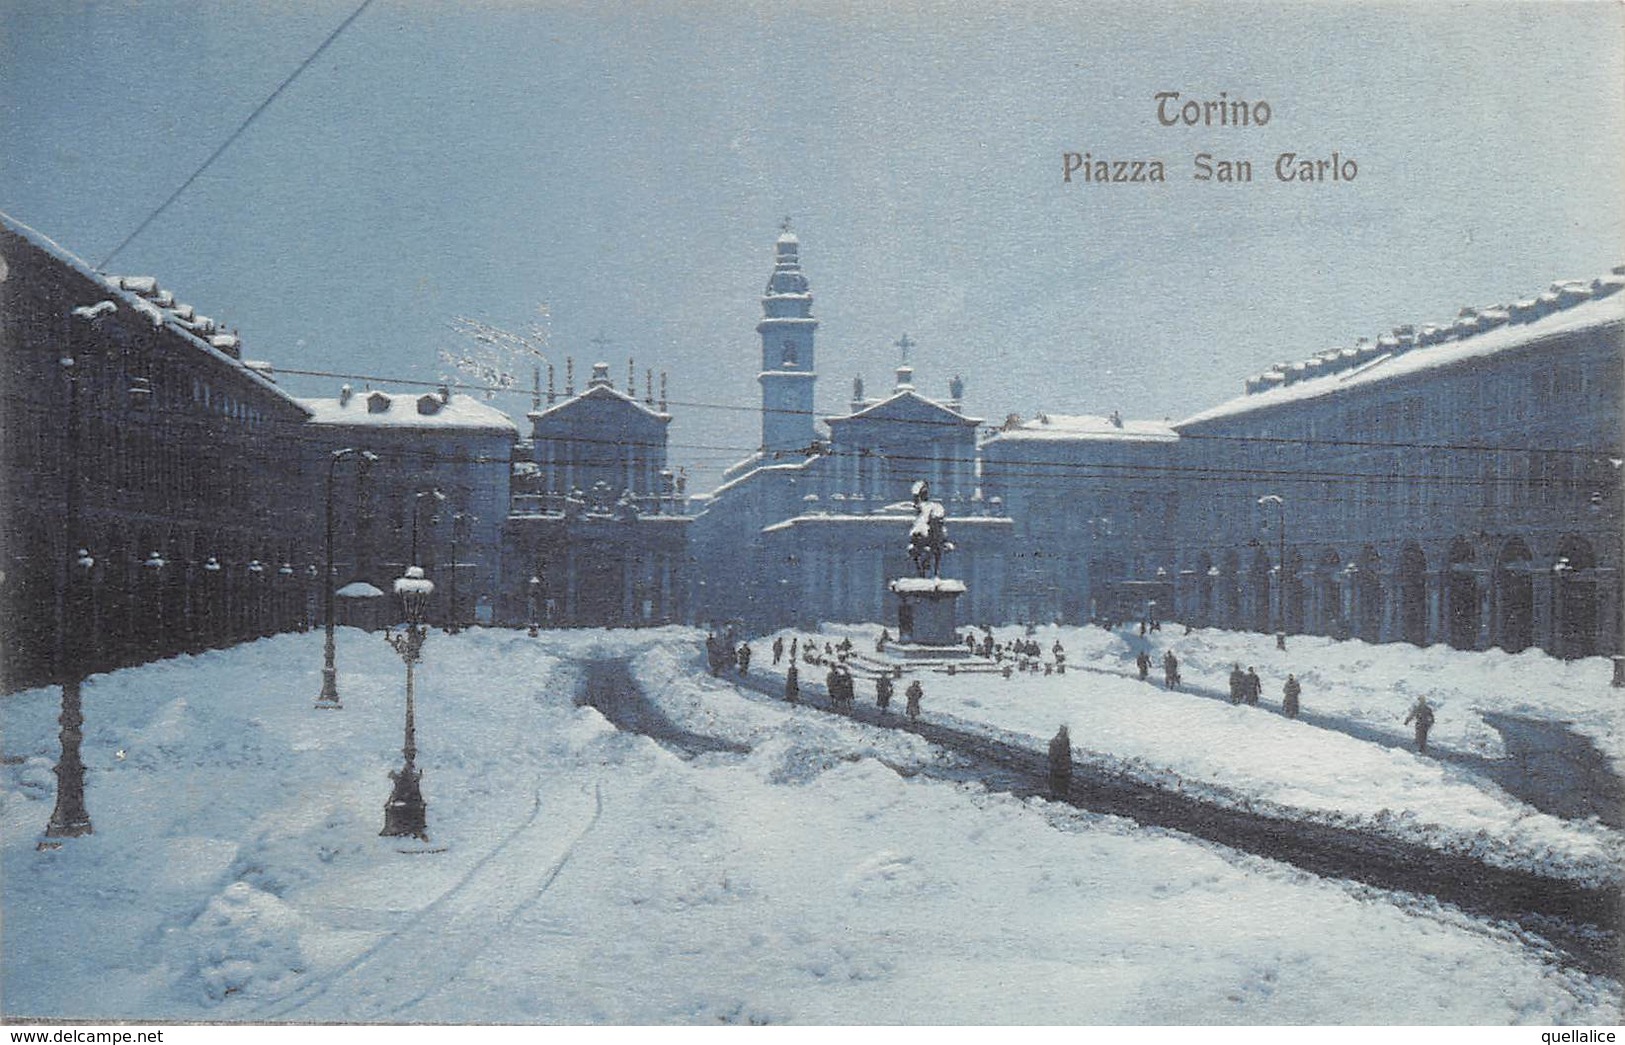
[628,358,635,392]
[565,357,575,396]
[659,372,667,413]
[645,368,653,406]
[547,363,557,405]
[851,374,866,414]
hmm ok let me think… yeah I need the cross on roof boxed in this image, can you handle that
[779,216,793,234]
[894,333,915,364]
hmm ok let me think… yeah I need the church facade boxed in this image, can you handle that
[691,229,1012,631]
[503,361,692,627]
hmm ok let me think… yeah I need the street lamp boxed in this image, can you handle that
[203,556,222,648]
[527,574,540,637]
[318,448,377,709]
[382,566,434,841]
[1258,494,1286,650]
[46,547,95,839]
[447,511,475,634]
[144,551,168,655]
[246,559,265,637]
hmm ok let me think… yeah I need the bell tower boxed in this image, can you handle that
[757,219,818,454]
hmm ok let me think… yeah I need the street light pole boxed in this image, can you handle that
[47,350,91,840]
[1259,495,1286,650]
[317,448,376,708]
[382,566,434,841]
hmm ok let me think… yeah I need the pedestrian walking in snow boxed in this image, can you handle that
[785,662,800,703]
[1282,674,1301,719]
[1162,650,1180,690]
[1048,725,1073,798]
[1136,649,1151,681]
[1245,667,1261,706]
[737,643,752,676]
[876,674,893,714]
[772,636,784,666]
[1404,697,1436,753]
[905,679,923,721]
[790,637,799,662]
[1228,664,1245,705]
[876,628,890,652]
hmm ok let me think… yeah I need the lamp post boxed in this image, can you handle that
[382,566,434,840]
[527,574,540,637]
[46,548,95,839]
[317,448,376,709]
[144,551,168,655]
[203,556,222,647]
[278,562,294,633]
[1258,495,1286,650]
[246,559,265,637]
[447,511,474,634]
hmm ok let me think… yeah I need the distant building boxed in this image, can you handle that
[982,412,1179,625]
[504,360,692,626]
[297,385,517,629]
[996,268,1625,658]
[1,212,316,690]
[694,228,1011,631]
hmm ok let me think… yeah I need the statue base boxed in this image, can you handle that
[889,577,966,649]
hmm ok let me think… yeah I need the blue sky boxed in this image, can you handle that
[4,0,1622,486]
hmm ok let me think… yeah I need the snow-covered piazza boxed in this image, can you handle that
[3,622,1620,1024]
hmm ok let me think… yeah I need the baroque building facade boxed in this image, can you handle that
[692,229,1011,631]
[985,268,1624,659]
[503,361,692,627]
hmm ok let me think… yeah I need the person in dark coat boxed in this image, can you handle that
[737,643,752,675]
[1048,725,1073,798]
[1162,650,1180,690]
[876,674,893,714]
[1282,674,1301,719]
[1245,667,1260,706]
[772,636,784,666]
[1404,697,1436,753]
[1136,649,1151,681]
[905,679,924,721]
[785,662,799,703]
[1228,664,1245,705]
[877,628,890,652]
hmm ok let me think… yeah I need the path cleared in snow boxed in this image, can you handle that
[705,656,1621,981]
[4,627,1620,1024]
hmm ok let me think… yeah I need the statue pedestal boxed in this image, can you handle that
[889,577,967,650]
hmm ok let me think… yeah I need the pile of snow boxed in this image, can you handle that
[753,623,1625,887]
[2,627,1618,1023]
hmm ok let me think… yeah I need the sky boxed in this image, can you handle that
[4,0,1623,488]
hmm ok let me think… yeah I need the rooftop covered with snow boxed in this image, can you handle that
[299,387,519,435]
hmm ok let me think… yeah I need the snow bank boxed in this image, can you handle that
[3,627,1618,1023]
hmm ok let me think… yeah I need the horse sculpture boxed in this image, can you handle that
[907,480,951,578]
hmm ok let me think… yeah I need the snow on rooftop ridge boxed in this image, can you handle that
[298,388,519,434]
[1241,267,1624,397]
[993,412,1178,442]
[1184,285,1625,428]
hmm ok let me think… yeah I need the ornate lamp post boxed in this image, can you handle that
[382,566,434,840]
[317,448,376,709]
[46,548,95,839]
[527,574,541,637]
[1258,495,1287,649]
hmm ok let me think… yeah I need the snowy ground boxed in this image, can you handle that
[2,626,1620,1024]
[752,624,1625,888]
